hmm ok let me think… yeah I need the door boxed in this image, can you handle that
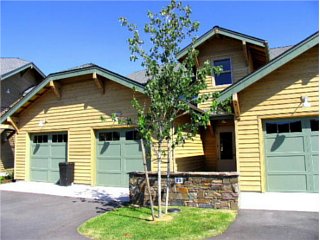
[30,133,68,183]
[264,117,319,192]
[96,129,144,187]
[217,126,236,171]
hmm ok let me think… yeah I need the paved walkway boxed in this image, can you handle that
[240,192,319,212]
[0,181,129,202]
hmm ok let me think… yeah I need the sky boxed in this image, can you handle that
[1,1,319,76]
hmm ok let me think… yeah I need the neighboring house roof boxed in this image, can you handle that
[127,69,149,85]
[0,57,46,80]
[177,26,268,59]
[0,64,146,124]
[218,32,319,102]
[269,46,293,60]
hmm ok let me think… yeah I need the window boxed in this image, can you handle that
[126,130,141,140]
[33,135,48,143]
[266,121,302,134]
[52,134,68,143]
[99,132,120,141]
[310,119,319,132]
[213,59,232,85]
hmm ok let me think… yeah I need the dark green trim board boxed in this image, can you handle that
[218,32,319,102]
[0,64,145,124]
[177,26,267,59]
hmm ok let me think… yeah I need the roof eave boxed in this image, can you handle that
[0,65,145,124]
[177,26,266,59]
[47,66,145,93]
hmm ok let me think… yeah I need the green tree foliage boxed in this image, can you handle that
[119,0,231,218]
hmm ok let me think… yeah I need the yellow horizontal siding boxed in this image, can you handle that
[173,115,205,171]
[201,127,217,170]
[14,132,27,180]
[237,46,319,192]
[15,79,148,185]
[197,37,250,110]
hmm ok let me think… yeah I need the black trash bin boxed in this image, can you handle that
[59,162,74,186]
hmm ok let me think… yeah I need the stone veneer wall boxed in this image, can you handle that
[129,172,239,210]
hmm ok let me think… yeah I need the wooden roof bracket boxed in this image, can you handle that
[242,41,249,66]
[264,41,270,62]
[93,72,105,94]
[207,121,215,136]
[49,80,61,99]
[7,117,19,133]
[232,93,240,120]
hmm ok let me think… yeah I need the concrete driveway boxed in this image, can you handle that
[210,209,319,240]
[0,191,121,240]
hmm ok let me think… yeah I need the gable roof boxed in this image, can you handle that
[0,64,145,124]
[0,58,46,80]
[218,32,319,102]
[177,26,268,59]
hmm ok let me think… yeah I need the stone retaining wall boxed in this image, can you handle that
[129,172,239,210]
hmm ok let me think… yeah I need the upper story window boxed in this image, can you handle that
[213,59,232,86]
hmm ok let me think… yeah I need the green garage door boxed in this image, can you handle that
[264,117,319,192]
[30,133,68,183]
[96,129,144,187]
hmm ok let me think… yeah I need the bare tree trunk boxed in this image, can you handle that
[157,141,162,218]
[140,139,155,221]
[165,137,171,214]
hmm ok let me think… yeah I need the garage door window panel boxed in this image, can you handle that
[266,121,302,134]
[33,135,48,143]
[125,130,141,141]
[99,132,120,141]
[52,134,68,143]
[310,119,319,132]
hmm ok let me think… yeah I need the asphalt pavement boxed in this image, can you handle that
[210,209,319,240]
[0,191,120,240]
[1,191,319,240]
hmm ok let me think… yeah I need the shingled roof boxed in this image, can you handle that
[269,46,293,60]
[1,58,29,76]
[0,57,45,80]
[127,69,150,85]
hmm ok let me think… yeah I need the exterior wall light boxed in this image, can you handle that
[38,120,46,127]
[301,96,311,108]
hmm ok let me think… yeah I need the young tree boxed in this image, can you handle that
[119,0,226,218]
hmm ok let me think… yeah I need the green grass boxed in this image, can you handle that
[78,206,237,240]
